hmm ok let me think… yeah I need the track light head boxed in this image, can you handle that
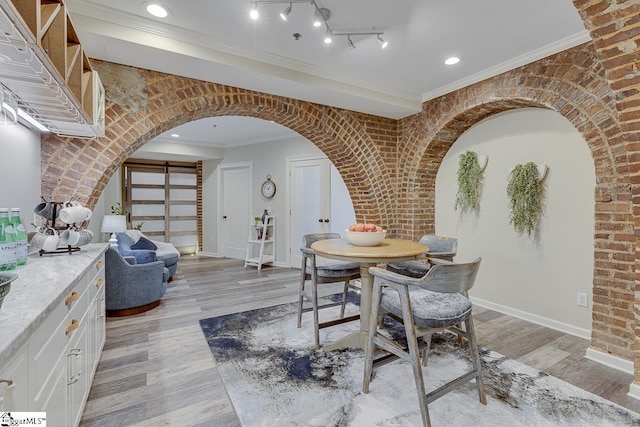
[347,35,355,49]
[280,3,292,21]
[313,7,330,27]
[377,34,388,49]
[250,3,259,20]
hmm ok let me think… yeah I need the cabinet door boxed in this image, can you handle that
[42,356,67,427]
[89,286,106,375]
[0,344,29,411]
[68,314,89,427]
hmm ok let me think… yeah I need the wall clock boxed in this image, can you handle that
[261,174,276,199]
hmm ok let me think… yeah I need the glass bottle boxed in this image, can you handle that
[10,208,27,266]
[0,208,17,270]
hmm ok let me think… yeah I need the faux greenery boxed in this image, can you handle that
[506,162,545,235]
[455,151,483,213]
[110,202,125,215]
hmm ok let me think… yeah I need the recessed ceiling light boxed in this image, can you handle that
[444,57,460,65]
[146,3,169,18]
[170,133,179,137]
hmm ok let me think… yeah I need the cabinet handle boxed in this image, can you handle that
[65,291,79,306]
[0,378,14,411]
[323,219,330,223]
[95,278,104,288]
[68,349,82,385]
[318,219,323,223]
[65,318,79,335]
[96,261,104,269]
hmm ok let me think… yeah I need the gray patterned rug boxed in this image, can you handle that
[199,297,640,426]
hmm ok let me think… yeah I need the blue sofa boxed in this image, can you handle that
[115,231,180,279]
[104,247,169,316]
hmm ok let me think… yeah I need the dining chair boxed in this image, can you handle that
[362,257,486,427]
[386,235,458,278]
[297,233,361,349]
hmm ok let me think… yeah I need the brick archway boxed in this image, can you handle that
[397,41,633,362]
[41,64,398,229]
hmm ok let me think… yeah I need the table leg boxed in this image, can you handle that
[321,262,375,352]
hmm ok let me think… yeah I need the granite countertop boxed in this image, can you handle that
[0,243,108,366]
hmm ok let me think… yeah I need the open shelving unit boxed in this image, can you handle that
[244,215,275,271]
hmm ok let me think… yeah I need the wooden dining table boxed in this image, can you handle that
[310,237,428,351]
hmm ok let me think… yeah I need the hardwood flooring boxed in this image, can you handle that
[80,255,640,426]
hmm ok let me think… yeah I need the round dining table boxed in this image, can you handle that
[310,237,428,351]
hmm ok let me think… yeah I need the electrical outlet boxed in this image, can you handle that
[577,292,588,308]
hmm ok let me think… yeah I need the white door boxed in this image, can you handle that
[220,164,252,259]
[288,157,355,268]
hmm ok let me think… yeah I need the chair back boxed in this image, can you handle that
[301,233,342,250]
[418,235,458,260]
[420,257,481,294]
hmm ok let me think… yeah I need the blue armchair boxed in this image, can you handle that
[116,232,180,279]
[105,247,169,316]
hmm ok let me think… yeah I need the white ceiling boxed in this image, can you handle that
[64,0,590,160]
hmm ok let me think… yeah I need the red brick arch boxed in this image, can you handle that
[41,67,398,228]
[396,42,633,361]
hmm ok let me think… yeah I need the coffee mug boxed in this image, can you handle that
[76,229,94,246]
[59,206,92,224]
[34,202,62,221]
[31,231,60,252]
[59,229,81,247]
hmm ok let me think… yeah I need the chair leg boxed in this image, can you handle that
[421,334,432,367]
[399,287,431,427]
[310,255,321,350]
[362,281,384,394]
[297,255,307,329]
[340,280,349,318]
[465,315,487,405]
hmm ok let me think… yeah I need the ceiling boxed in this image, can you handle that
[64,0,590,160]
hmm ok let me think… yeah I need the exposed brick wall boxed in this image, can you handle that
[39,1,640,381]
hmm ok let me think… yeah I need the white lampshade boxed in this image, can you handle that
[101,215,127,246]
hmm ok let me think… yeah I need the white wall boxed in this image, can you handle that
[201,136,325,262]
[0,124,41,232]
[435,108,595,336]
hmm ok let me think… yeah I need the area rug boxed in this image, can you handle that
[199,296,640,426]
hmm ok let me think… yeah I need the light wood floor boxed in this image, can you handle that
[79,255,640,426]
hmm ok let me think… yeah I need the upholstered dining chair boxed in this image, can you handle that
[297,233,361,349]
[362,257,486,427]
[386,235,458,278]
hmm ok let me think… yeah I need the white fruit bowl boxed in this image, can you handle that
[345,229,387,246]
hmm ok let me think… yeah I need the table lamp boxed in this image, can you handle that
[101,215,127,246]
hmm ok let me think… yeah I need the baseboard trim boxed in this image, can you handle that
[628,382,640,401]
[585,347,634,375]
[197,251,221,258]
[470,296,591,340]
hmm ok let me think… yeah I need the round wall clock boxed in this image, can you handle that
[261,174,276,199]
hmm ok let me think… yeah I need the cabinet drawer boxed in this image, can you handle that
[30,276,90,403]
[87,256,105,301]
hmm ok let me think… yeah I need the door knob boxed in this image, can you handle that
[323,219,330,223]
[223,215,227,219]
[318,219,323,223]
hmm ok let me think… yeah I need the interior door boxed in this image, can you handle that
[288,158,355,268]
[220,164,251,259]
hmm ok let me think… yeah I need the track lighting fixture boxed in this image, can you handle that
[250,4,259,20]
[280,3,292,21]
[248,1,387,49]
[377,34,388,49]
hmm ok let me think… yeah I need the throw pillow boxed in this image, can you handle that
[131,236,158,251]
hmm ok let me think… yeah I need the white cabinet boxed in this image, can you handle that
[0,344,28,411]
[245,216,275,270]
[0,247,106,426]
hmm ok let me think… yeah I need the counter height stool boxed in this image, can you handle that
[386,235,457,278]
[297,233,361,349]
[363,257,486,427]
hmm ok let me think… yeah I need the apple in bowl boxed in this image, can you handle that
[345,223,386,246]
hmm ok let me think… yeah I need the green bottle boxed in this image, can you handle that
[0,208,17,270]
[10,208,27,266]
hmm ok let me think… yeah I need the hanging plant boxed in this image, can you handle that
[455,150,483,213]
[506,162,545,235]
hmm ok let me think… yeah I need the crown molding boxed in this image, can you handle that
[421,30,592,102]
